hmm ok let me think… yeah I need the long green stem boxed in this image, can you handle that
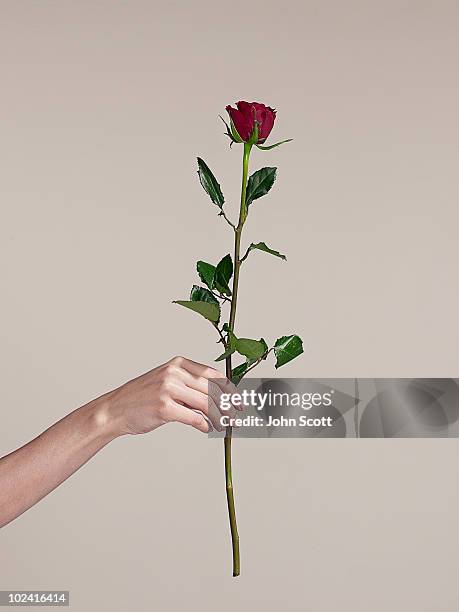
[224,142,252,577]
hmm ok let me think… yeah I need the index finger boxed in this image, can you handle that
[179,357,238,394]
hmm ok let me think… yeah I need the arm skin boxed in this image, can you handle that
[0,356,239,529]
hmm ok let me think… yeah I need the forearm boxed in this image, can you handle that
[0,395,119,529]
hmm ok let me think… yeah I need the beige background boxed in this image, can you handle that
[1,1,459,610]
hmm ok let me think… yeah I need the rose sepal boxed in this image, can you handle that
[219,115,244,145]
[256,138,292,150]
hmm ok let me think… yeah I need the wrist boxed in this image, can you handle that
[86,392,125,443]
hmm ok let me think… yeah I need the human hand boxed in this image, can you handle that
[104,356,239,436]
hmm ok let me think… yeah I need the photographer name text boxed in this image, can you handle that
[220,415,334,428]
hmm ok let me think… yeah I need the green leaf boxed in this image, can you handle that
[173,300,220,323]
[215,254,233,296]
[215,323,238,361]
[220,326,268,361]
[222,324,238,349]
[227,329,237,348]
[246,167,277,206]
[197,257,233,296]
[231,357,259,384]
[196,261,216,290]
[215,347,236,362]
[235,337,268,360]
[220,328,268,368]
[242,241,286,262]
[190,285,219,305]
[256,139,292,151]
[274,335,304,368]
[231,362,250,385]
[197,158,224,209]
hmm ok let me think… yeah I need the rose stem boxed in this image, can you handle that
[225,141,252,577]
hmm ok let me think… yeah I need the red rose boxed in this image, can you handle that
[226,101,276,144]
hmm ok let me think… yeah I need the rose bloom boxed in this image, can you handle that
[226,101,276,143]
